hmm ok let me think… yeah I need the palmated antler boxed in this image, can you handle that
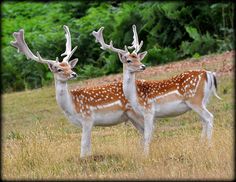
[10,29,54,64]
[92,27,129,55]
[61,25,78,63]
[11,25,78,64]
[128,25,143,53]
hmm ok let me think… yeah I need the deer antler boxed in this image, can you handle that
[61,25,77,63]
[10,29,54,64]
[128,25,143,53]
[92,27,128,54]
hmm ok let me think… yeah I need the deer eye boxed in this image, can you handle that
[57,68,63,72]
[127,60,132,63]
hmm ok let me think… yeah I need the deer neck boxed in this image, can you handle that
[54,80,75,116]
[123,66,142,114]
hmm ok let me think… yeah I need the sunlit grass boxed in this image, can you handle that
[2,57,234,180]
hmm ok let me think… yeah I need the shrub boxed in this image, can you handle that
[2,2,234,92]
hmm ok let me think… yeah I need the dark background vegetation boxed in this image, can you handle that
[2,2,234,92]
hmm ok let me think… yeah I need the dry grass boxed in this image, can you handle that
[2,52,234,180]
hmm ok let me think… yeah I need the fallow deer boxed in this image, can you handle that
[11,25,144,158]
[92,25,222,155]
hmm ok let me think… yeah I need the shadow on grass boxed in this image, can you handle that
[67,153,123,164]
[65,153,126,173]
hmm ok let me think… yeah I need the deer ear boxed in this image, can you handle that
[69,58,78,68]
[47,62,56,72]
[138,51,147,61]
[118,52,127,63]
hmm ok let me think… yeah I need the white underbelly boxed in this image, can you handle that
[93,110,127,126]
[90,101,128,126]
[154,100,191,118]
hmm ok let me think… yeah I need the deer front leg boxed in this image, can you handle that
[143,112,154,156]
[80,121,93,158]
[126,110,145,149]
[127,110,144,135]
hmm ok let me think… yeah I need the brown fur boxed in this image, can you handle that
[70,70,207,116]
[71,81,128,115]
[135,70,207,107]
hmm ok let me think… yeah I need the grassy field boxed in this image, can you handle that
[2,52,234,180]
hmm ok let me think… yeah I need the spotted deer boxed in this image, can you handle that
[92,25,222,155]
[11,25,145,158]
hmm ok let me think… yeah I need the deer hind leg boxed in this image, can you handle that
[202,108,214,142]
[80,120,93,158]
[186,102,214,143]
[200,118,207,140]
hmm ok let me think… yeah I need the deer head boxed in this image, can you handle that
[92,25,147,73]
[11,25,78,82]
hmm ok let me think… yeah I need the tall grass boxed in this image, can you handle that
[2,55,234,180]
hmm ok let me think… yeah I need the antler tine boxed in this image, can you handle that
[10,29,52,64]
[61,25,71,57]
[36,51,50,63]
[128,25,143,53]
[61,25,78,63]
[92,27,128,54]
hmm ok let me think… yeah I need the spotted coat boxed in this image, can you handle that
[135,70,207,108]
[70,70,207,115]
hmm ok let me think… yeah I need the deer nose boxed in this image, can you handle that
[141,65,146,70]
[71,72,77,78]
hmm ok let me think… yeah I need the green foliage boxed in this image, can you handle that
[2,2,234,92]
[146,46,178,65]
[180,26,218,57]
[79,64,105,78]
[185,26,201,40]
[2,2,72,92]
